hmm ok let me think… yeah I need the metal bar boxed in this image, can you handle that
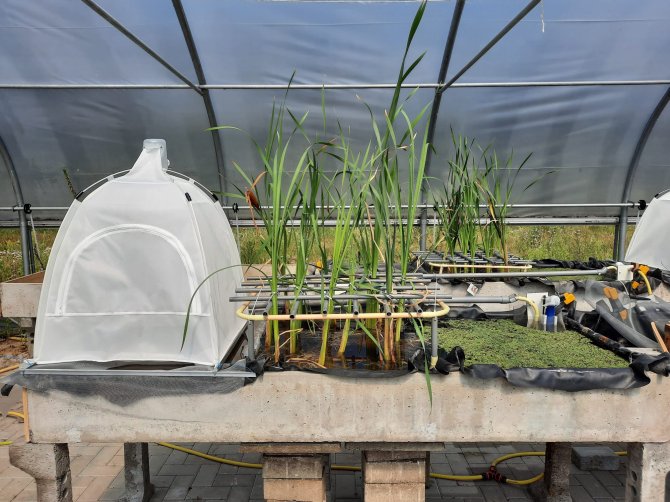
[22,368,255,378]
[3,80,670,90]
[421,0,466,251]
[423,266,615,280]
[171,0,226,193]
[440,0,542,94]
[616,86,670,260]
[0,135,33,274]
[0,201,644,212]
[232,294,520,303]
[0,216,642,229]
[79,0,201,94]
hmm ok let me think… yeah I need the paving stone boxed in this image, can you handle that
[165,449,189,465]
[152,474,176,487]
[216,462,240,474]
[192,464,219,486]
[569,485,596,502]
[333,472,357,498]
[163,474,196,500]
[572,446,620,471]
[479,485,508,502]
[227,485,253,502]
[187,485,230,500]
[158,463,200,476]
[437,484,481,497]
[604,484,625,498]
[591,469,621,487]
[150,453,170,475]
[212,473,256,487]
[148,486,169,500]
[574,474,611,498]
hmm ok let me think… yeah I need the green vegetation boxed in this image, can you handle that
[0,225,633,284]
[438,319,629,369]
[0,228,56,282]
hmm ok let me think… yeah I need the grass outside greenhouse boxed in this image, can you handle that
[0,225,633,284]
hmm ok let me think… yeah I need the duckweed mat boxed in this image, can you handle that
[438,319,629,369]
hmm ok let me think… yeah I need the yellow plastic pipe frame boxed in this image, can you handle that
[236,300,450,322]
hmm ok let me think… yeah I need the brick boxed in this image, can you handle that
[364,459,425,484]
[263,455,325,479]
[365,450,427,462]
[264,477,326,502]
[364,481,424,502]
[572,446,620,471]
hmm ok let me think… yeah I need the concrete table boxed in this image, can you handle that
[7,371,670,501]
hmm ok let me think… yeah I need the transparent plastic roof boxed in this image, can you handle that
[1,0,669,222]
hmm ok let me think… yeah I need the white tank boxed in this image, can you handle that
[33,140,245,367]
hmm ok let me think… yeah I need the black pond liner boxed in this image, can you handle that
[269,314,670,392]
[0,358,265,406]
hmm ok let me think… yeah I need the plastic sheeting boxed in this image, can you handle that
[34,141,245,366]
[626,191,670,270]
[1,0,670,220]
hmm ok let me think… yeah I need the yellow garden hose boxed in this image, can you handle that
[158,442,262,469]
[159,442,546,485]
[6,411,24,420]
[638,269,653,296]
[0,414,630,486]
[0,365,20,375]
[516,296,540,329]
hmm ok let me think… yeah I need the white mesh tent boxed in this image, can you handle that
[33,140,246,366]
[1,0,670,274]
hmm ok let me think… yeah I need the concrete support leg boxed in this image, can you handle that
[363,450,426,502]
[262,454,328,502]
[9,443,73,502]
[425,451,431,488]
[529,442,572,502]
[121,443,153,502]
[241,442,339,502]
[626,441,670,502]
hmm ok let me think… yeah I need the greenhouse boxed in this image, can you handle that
[1,0,670,501]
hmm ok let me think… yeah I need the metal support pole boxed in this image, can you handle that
[172,0,226,194]
[420,0,466,251]
[616,86,670,260]
[3,80,670,90]
[421,0,540,249]
[439,0,542,94]
[79,0,201,94]
[0,136,33,275]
